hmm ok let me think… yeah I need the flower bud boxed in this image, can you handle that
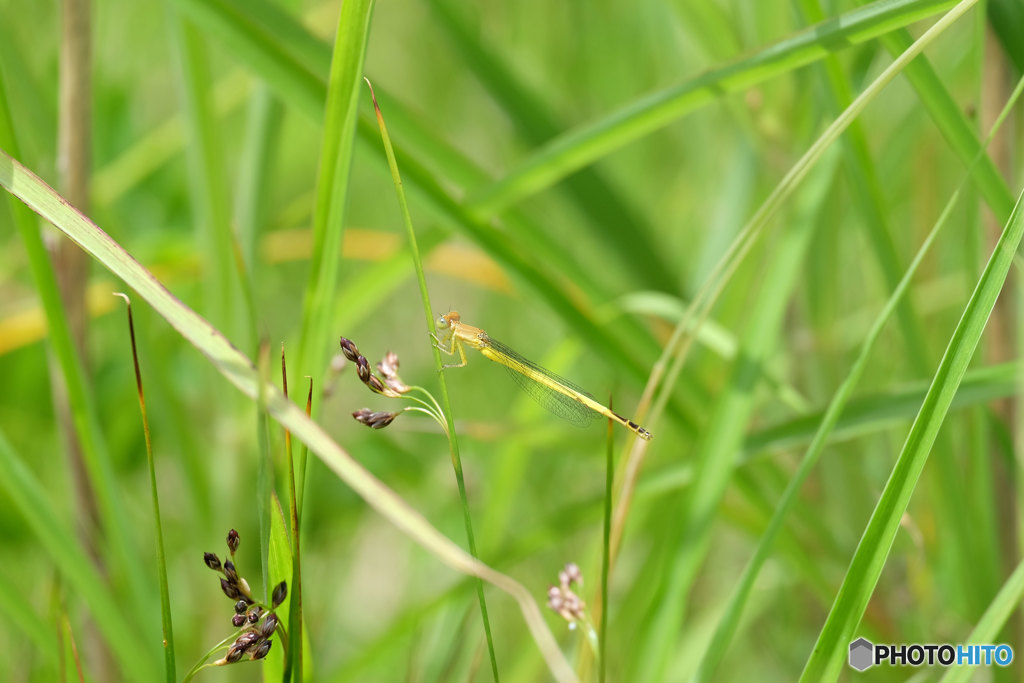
[259,613,278,638]
[366,374,386,394]
[339,337,361,362]
[251,639,273,660]
[225,643,246,663]
[204,552,222,571]
[226,529,240,554]
[272,580,288,608]
[352,409,399,429]
[235,631,259,651]
[220,577,241,600]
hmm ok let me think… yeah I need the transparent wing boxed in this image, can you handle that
[484,337,597,427]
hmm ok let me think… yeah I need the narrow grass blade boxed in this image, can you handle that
[294,0,374,390]
[367,80,500,681]
[115,294,176,682]
[279,351,306,682]
[267,491,293,678]
[628,360,1024,506]
[600,409,613,683]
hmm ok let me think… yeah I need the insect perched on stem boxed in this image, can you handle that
[432,311,652,441]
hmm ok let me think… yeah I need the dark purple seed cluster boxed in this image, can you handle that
[202,529,287,666]
[339,337,412,429]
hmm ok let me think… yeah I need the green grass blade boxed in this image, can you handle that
[294,0,374,381]
[799,180,1024,683]
[740,360,1024,455]
[600,414,613,683]
[466,0,959,213]
[293,0,374,501]
[117,295,177,682]
[266,491,293,679]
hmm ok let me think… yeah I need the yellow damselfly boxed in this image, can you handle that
[433,311,652,440]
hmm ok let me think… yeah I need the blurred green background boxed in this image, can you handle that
[1,0,1023,680]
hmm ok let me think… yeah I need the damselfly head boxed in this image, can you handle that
[437,311,461,329]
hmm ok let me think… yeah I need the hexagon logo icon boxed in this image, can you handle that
[849,637,874,671]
